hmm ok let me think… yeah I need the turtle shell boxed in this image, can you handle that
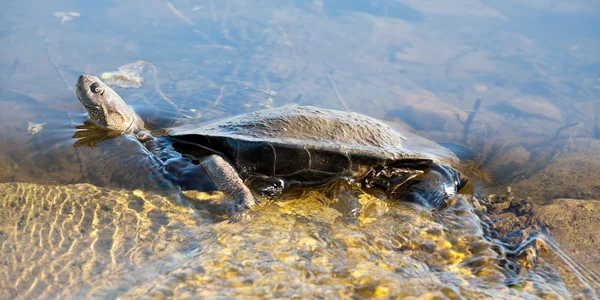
[169,105,457,183]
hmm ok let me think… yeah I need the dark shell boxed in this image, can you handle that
[170,105,457,180]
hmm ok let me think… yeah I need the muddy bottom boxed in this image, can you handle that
[0,182,579,299]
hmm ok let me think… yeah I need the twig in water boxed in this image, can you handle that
[193,45,236,51]
[326,73,349,112]
[463,98,482,146]
[213,86,226,107]
[143,62,184,115]
[42,31,73,95]
[275,22,299,61]
[261,72,271,98]
[209,0,217,22]
[41,29,83,174]
[594,102,600,140]
[166,1,194,26]
[553,122,583,141]
[193,29,215,44]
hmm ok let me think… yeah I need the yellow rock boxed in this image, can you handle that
[437,239,453,249]
[374,286,390,297]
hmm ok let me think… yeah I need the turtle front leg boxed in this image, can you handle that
[200,155,256,212]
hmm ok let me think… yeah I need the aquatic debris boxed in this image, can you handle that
[100,60,147,89]
[54,11,80,24]
[260,97,274,109]
[473,84,488,92]
[27,122,45,134]
[185,108,202,120]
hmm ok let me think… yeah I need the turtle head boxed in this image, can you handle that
[76,75,144,132]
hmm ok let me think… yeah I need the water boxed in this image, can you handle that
[1,0,599,298]
[0,183,571,298]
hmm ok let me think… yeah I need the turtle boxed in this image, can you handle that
[75,75,467,213]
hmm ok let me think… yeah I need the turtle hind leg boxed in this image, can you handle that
[395,163,465,208]
[245,175,285,198]
[366,162,466,209]
[199,155,256,213]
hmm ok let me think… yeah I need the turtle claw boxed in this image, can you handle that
[222,197,255,222]
[223,200,257,223]
[228,210,253,223]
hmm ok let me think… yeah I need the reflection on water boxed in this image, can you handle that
[1,0,600,298]
[0,182,575,299]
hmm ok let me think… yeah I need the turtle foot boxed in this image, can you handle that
[223,199,258,222]
[228,210,254,223]
[246,176,285,198]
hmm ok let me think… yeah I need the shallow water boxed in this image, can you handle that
[1,0,599,298]
[0,182,572,299]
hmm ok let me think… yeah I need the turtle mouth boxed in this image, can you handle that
[77,94,102,112]
[75,86,101,111]
[81,100,100,110]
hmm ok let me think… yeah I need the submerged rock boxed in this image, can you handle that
[514,138,600,202]
[489,95,564,122]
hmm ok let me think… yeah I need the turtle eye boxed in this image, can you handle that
[90,82,104,95]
